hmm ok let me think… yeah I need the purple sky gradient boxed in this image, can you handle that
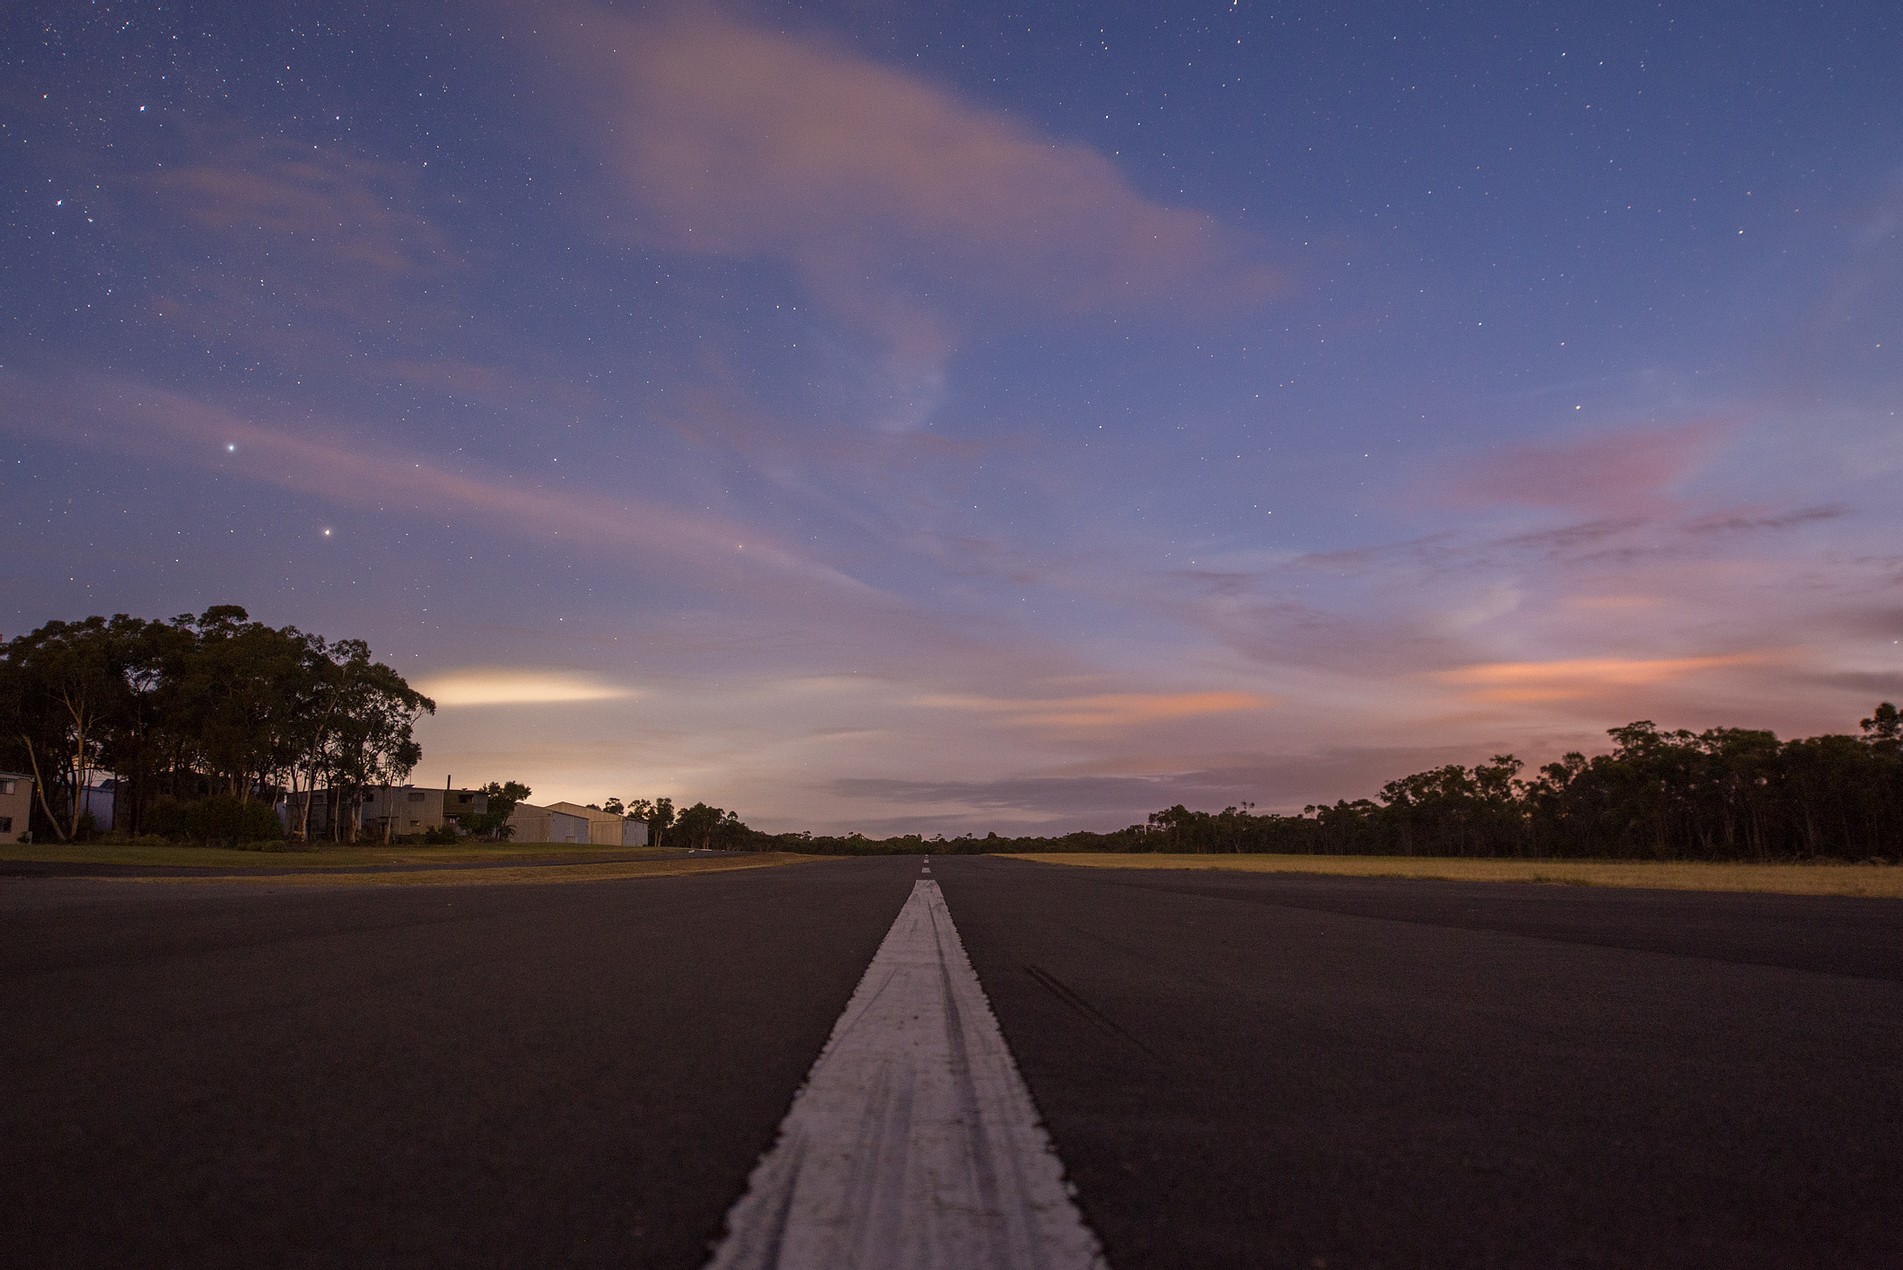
[4,0,1899,832]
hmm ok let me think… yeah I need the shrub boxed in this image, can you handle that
[147,796,286,847]
[391,825,462,845]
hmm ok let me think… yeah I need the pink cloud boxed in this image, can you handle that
[380,357,600,415]
[1433,652,1780,704]
[140,138,464,349]
[542,6,1279,313]
[149,139,457,276]
[0,372,868,597]
[1443,421,1726,514]
[524,3,1282,427]
[916,689,1273,732]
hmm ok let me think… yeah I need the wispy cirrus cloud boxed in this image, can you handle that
[1679,504,1850,537]
[141,137,462,341]
[378,356,605,417]
[545,5,1278,312]
[1440,420,1726,514]
[530,3,1281,428]
[0,372,871,597]
[149,138,457,275]
[137,135,614,418]
[1433,653,1778,704]
[916,689,1273,732]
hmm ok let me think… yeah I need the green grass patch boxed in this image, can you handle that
[1003,852,1903,898]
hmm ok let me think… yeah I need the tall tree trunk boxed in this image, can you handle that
[19,736,69,842]
[59,690,91,841]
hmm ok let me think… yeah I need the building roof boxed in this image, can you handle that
[548,800,630,825]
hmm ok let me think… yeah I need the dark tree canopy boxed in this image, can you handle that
[739,708,1903,863]
[0,607,433,843]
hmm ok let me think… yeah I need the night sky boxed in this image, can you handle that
[5,1,1900,833]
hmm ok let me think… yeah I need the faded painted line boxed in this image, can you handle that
[706,879,1107,1270]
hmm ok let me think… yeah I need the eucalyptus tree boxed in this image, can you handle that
[0,614,168,840]
[154,608,433,842]
[674,801,747,851]
[1,605,433,843]
[626,796,676,845]
[158,607,309,802]
[1864,702,1902,752]
[463,780,531,841]
[281,637,411,842]
[317,657,433,842]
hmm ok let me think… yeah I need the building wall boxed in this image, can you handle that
[548,801,638,847]
[359,786,490,836]
[288,786,488,839]
[79,783,116,832]
[362,786,443,835]
[440,787,486,826]
[507,803,591,844]
[622,818,649,847]
[0,772,33,843]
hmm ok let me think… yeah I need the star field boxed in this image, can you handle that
[3,0,1899,832]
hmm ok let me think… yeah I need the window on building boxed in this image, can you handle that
[0,816,12,832]
[408,792,426,802]
[0,779,14,794]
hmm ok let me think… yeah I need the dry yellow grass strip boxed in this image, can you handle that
[1004,853,1903,899]
[115,853,818,888]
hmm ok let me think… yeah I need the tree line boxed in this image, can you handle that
[739,707,1902,862]
[6,604,1894,861]
[408,705,1903,862]
[587,795,749,850]
[0,607,432,843]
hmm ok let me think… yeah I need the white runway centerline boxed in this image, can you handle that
[705,879,1107,1270]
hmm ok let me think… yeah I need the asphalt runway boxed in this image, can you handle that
[0,859,917,1269]
[4,855,1900,1268]
[935,857,1903,1269]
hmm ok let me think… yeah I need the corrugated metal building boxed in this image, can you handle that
[507,802,591,844]
[549,801,648,847]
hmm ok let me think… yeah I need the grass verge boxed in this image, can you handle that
[110,852,819,888]
[1003,852,1903,898]
[1,842,692,870]
[0,841,820,887]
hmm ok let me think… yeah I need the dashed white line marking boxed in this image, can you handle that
[705,879,1106,1270]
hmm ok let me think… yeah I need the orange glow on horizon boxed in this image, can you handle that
[1436,653,1774,702]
